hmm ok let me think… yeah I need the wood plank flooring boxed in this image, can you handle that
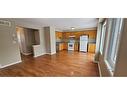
[0,51,99,77]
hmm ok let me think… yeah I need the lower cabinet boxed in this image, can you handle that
[57,43,96,53]
[58,43,79,51]
[74,43,79,51]
[88,43,96,53]
[63,43,67,50]
[59,43,64,51]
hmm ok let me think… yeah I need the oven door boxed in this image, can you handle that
[68,43,74,50]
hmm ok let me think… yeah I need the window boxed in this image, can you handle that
[105,18,123,70]
[100,21,106,54]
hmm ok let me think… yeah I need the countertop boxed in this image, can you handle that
[56,42,96,44]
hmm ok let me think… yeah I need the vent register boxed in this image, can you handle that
[0,20,11,27]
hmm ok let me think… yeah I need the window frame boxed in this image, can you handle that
[100,20,107,55]
[104,18,123,71]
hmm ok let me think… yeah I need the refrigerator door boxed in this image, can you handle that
[80,35,88,41]
[80,41,88,52]
[80,35,88,52]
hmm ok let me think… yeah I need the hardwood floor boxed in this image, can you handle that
[0,51,99,77]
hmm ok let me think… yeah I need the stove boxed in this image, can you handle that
[68,43,74,51]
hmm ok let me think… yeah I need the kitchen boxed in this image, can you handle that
[56,28,97,53]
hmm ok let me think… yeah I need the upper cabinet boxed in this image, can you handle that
[62,30,97,40]
[56,32,63,39]
[88,43,96,53]
[56,30,97,44]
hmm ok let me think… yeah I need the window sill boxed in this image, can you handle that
[105,60,114,77]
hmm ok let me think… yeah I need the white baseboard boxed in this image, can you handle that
[50,52,56,55]
[46,52,56,55]
[0,60,22,69]
[34,53,46,58]
[93,60,101,77]
[22,52,32,55]
[45,53,51,55]
[98,63,102,77]
[0,64,2,68]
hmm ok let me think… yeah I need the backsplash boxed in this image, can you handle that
[56,38,96,43]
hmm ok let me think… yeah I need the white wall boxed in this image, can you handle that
[30,27,47,57]
[44,26,56,55]
[44,27,51,54]
[0,18,57,68]
[17,27,26,54]
[34,30,40,45]
[50,27,56,54]
[0,19,21,67]
[97,19,112,76]
[114,19,127,76]
[0,18,48,66]
[94,22,102,63]
[14,20,47,56]
[17,27,35,55]
[97,18,127,77]
[13,20,56,56]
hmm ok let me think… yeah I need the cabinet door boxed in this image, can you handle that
[63,43,67,50]
[74,43,79,51]
[59,43,64,51]
[56,32,63,39]
[63,32,66,39]
[66,33,70,38]
[56,32,59,39]
[59,32,62,38]
[88,44,96,53]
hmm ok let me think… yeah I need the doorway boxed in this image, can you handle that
[16,26,40,60]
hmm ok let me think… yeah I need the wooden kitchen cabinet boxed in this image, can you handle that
[74,43,79,51]
[56,32,63,39]
[59,43,64,51]
[56,32,59,39]
[65,32,70,38]
[63,43,67,50]
[88,43,96,53]
[56,30,97,52]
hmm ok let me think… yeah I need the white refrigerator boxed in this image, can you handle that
[79,35,88,52]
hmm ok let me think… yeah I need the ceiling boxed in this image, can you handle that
[13,18,98,31]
